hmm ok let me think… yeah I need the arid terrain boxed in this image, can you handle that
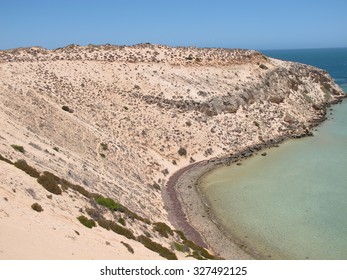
[0,44,345,259]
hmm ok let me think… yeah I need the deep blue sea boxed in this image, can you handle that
[200,48,347,259]
[262,48,347,92]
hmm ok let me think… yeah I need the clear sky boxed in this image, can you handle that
[1,0,346,51]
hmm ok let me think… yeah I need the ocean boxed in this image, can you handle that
[199,48,347,259]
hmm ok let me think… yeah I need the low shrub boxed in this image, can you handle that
[31,203,43,212]
[0,154,13,164]
[137,235,177,260]
[174,230,187,241]
[109,220,135,240]
[178,147,187,157]
[98,218,112,230]
[62,105,73,113]
[100,143,108,151]
[64,180,92,198]
[14,160,40,178]
[121,241,134,254]
[37,171,62,195]
[95,196,121,211]
[153,222,173,238]
[183,239,216,259]
[118,217,126,226]
[11,144,25,153]
[86,207,102,221]
[77,215,96,228]
[259,64,268,70]
[172,242,190,253]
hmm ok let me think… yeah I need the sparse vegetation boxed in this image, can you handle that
[153,222,173,238]
[152,182,161,190]
[178,147,187,157]
[77,215,96,228]
[108,220,136,240]
[137,235,177,260]
[0,154,13,164]
[95,196,122,211]
[118,217,126,226]
[100,143,108,151]
[86,207,102,221]
[53,147,59,152]
[31,203,43,212]
[172,242,189,253]
[14,160,40,178]
[62,105,73,113]
[37,171,62,195]
[121,241,134,254]
[259,64,268,70]
[183,239,216,260]
[11,144,25,153]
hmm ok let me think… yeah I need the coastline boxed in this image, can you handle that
[163,97,346,259]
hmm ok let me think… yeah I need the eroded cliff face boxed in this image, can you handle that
[0,44,344,259]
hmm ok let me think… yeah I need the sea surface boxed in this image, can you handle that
[199,48,347,259]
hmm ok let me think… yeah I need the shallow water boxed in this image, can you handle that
[200,99,347,259]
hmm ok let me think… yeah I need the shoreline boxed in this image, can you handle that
[163,97,346,259]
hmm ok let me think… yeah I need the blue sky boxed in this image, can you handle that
[1,0,346,50]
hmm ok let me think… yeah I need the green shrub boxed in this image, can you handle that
[174,230,187,241]
[153,222,173,238]
[118,217,126,226]
[98,218,112,230]
[31,203,43,212]
[14,160,40,178]
[95,196,121,211]
[178,147,187,157]
[123,207,151,225]
[183,239,216,259]
[109,220,135,240]
[53,147,59,152]
[37,171,62,195]
[77,215,96,228]
[11,144,25,153]
[137,235,177,260]
[172,242,189,253]
[63,180,92,198]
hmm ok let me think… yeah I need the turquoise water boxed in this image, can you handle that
[200,48,347,259]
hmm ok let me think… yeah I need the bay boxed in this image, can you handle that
[199,48,347,259]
